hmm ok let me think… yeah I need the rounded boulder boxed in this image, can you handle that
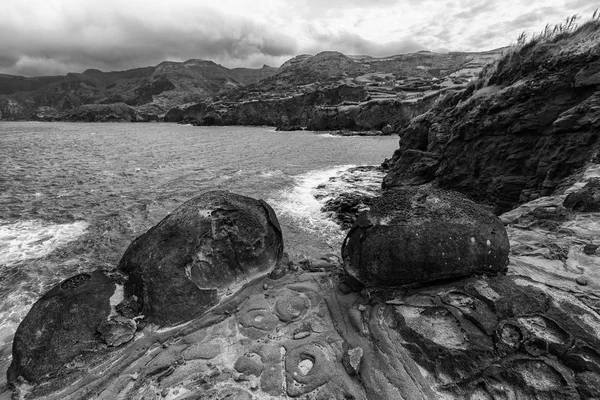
[342,186,509,287]
[7,271,119,384]
[118,191,283,326]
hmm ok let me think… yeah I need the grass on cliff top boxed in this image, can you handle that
[472,10,600,88]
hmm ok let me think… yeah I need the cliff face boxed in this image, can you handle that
[0,61,278,121]
[168,50,503,132]
[384,20,600,212]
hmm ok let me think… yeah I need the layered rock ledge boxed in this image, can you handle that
[4,172,600,399]
[383,21,600,213]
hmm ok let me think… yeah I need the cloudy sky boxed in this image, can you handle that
[1,0,597,76]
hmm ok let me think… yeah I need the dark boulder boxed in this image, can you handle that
[342,186,509,287]
[7,271,126,384]
[321,192,375,230]
[118,191,284,326]
[563,178,600,211]
[381,124,394,135]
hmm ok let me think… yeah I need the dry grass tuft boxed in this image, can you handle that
[468,11,600,91]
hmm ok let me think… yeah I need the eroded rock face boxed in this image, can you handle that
[342,186,509,287]
[118,191,284,326]
[7,271,123,384]
[383,27,600,213]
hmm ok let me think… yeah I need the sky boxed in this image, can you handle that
[0,0,597,76]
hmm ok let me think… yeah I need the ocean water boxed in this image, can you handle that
[0,122,397,372]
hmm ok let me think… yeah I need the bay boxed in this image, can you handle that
[0,121,397,372]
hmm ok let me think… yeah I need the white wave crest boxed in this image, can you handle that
[269,165,356,236]
[0,220,89,265]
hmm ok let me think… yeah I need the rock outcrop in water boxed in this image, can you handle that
[342,186,510,287]
[383,20,600,212]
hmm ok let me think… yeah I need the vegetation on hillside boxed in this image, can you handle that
[471,11,600,89]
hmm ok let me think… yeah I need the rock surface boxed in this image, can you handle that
[383,21,600,213]
[563,178,600,212]
[164,50,503,132]
[6,167,600,399]
[118,190,284,326]
[7,271,128,384]
[343,186,510,287]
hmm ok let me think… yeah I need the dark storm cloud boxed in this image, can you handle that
[1,0,596,76]
[0,3,299,76]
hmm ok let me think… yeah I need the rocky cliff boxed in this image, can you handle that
[383,19,600,212]
[166,50,503,133]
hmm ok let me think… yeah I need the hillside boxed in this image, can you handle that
[0,61,278,121]
[166,49,503,132]
[383,16,600,212]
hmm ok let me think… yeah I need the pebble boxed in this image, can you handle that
[263,283,269,290]
[576,276,589,286]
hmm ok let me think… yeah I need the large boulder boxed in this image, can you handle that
[118,191,284,326]
[342,186,509,287]
[7,271,127,384]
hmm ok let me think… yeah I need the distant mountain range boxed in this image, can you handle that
[0,49,504,123]
[0,60,277,121]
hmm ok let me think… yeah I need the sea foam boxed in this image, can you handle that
[0,220,89,266]
[269,165,356,238]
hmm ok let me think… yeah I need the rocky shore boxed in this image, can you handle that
[383,19,600,211]
[4,162,600,399]
[4,16,600,400]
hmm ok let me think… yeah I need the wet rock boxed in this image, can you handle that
[275,124,303,131]
[97,316,137,347]
[118,191,283,326]
[321,192,375,229]
[343,186,510,287]
[7,271,121,383]
[563,178,600,212]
